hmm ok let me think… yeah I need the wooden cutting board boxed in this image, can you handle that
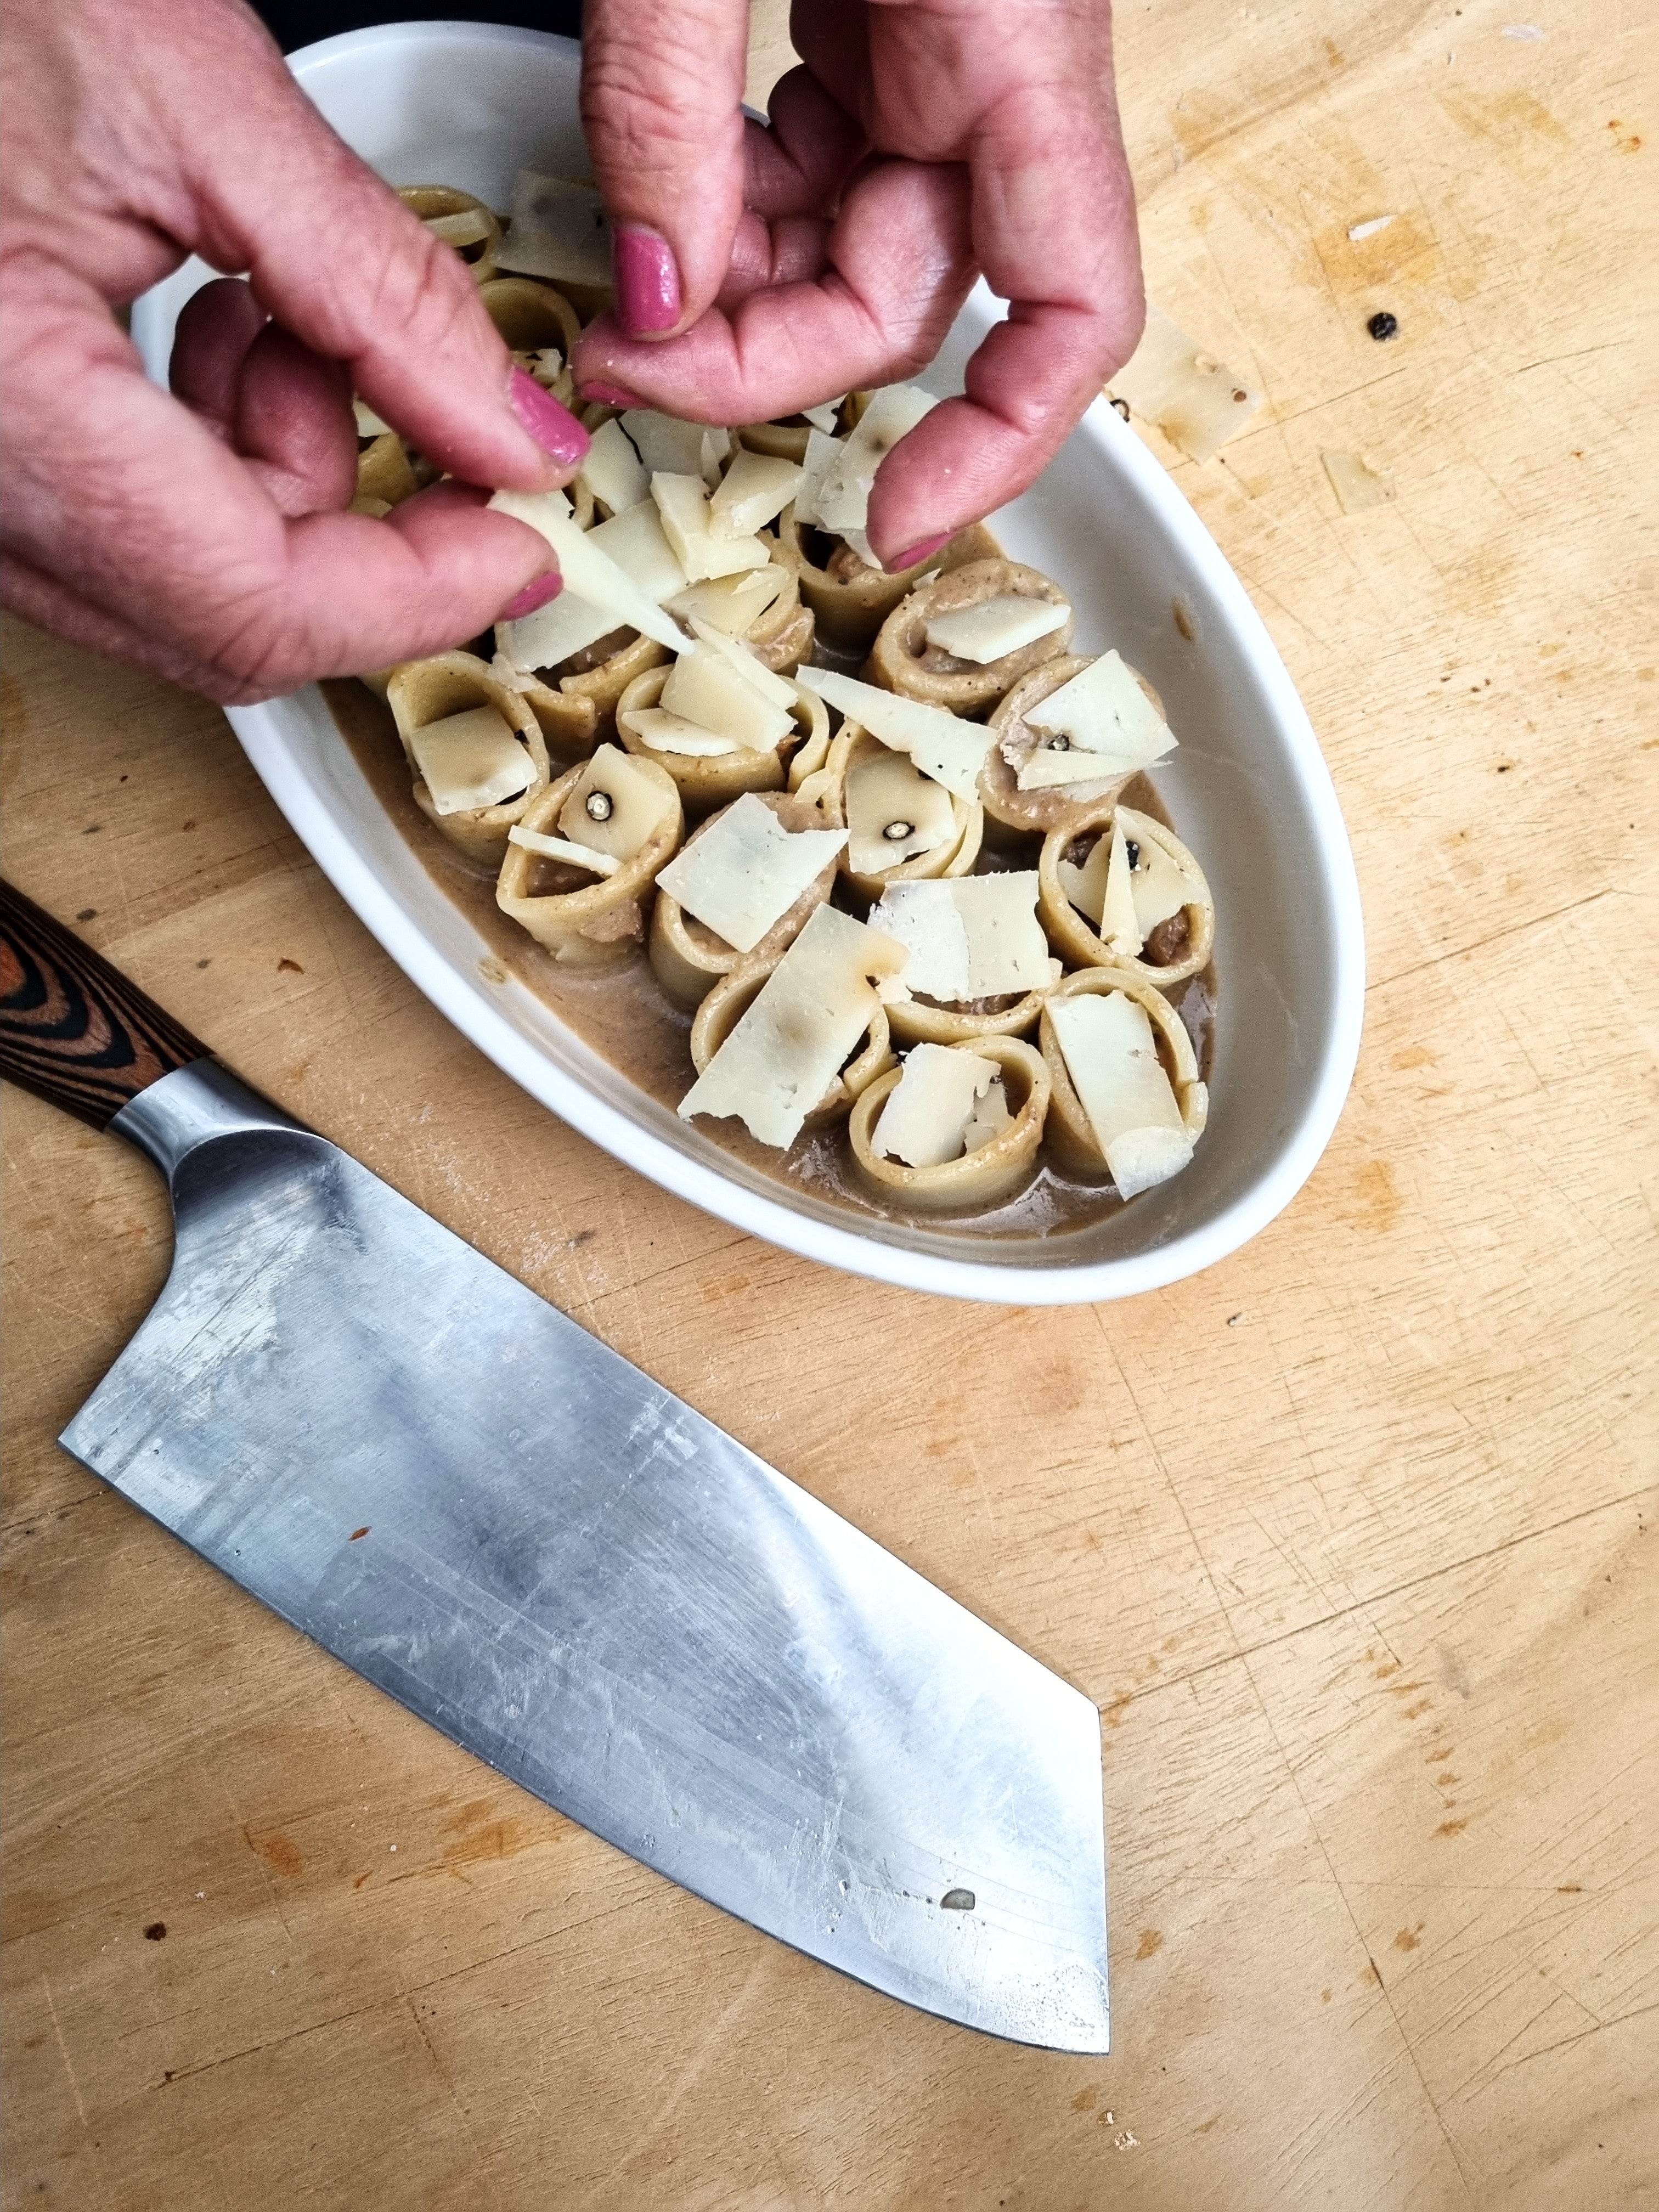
[2,1,1654,2203]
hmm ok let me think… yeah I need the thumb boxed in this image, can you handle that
[155,1,587,489]
[579,0,751,341]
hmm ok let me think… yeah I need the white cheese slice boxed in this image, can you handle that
[678,904,909,1149]
[490,652,540,692]
[489,489,686,652]
[963,1077,1012,1154]
[1047,992,1193,1199]
[1106,304,1263,464]
[620,411,728,486]
[801,398,845,433]
[794,668,991,803]
[654,792,847,952]
[923,595,1070,665]
[872,1045,1001,1168]
[506,825,621,875]
[619,707,741,757]
[513,345,563,391]
[496,171,611,288]
[791,428,846,527]
[871,873,1049,1001]
[353,397,392,437]
[1013,744,1134,792]
[556,744,674,862]
[579,419,651,516]
[814,385,938,533]
[845,748,956,873]
[496,586,619,675]
[1116,805,1204,937]
[426,208,494,250]
[408,706,534,815]
[1322,449,1396,514]
[661,646,795,752]
[686,619,798,709]
[1056,830,1109,927]
[1023,651,1174,765]
[709,452,804,539]
[1098,819,1143,955]
[668,565,787,636]
[651,473,771,583]
[586,500,688,606]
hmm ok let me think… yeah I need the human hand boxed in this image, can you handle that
[574,0,1143,569]
[0,0,587,704]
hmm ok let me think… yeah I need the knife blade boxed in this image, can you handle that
[0,881,1109,2052]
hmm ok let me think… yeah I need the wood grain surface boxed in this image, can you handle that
[3,1,1655,2205]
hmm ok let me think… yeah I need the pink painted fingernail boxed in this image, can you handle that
[613,225,681,337]
[889,532,953,572]
[508,367,590,465]
[500,569,562,620]
[579,380,647,410]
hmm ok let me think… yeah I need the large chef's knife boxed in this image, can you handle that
[0,882,1109,2052]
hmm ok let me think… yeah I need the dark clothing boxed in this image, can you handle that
[253,3,583,53]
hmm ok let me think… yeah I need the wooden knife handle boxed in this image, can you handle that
[0,881,207,1131]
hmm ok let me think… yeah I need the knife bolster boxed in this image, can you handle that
[109,1060,309,1182]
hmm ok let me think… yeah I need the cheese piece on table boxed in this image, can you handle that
[661,646,795,752]
[1106,304,1263,464]
[1321,449,1396,514]
[669,566,788,636]
[709,452,805,539]
[498,588,619,675]
[678,904,909,1149]
[651,473,771,583]
[1116,805,1204,937]
[795,668,991,803]
[845,749,957,873]
[555,744,674,862]
[654,792,847,952]
[618,707,741,758]
[871,873,1049,1002]
[579,419,651,516]
[792,429,846,527]
[496,171,611,287]
[1047,992,1194,1199]
[586,501,688,606]
[923,595,1071,665]
[506,826,621,875]
[872,1044,1001,1168]
[488,489,686,651]
[408,707,534,814]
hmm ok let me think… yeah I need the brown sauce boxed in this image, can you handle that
[325,679,1218,1239]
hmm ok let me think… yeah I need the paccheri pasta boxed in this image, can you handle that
[333,174,1219,1232]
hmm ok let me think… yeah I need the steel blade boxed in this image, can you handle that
[60,1064,1109,2051]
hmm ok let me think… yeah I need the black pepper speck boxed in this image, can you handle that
[1367,311,1399,342]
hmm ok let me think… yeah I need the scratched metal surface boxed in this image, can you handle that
[59,1063,1110,2053]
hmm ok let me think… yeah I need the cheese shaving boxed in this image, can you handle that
[845,749,957,873]
[1020,652,1175,776]
[586,500,688,605]
[872,1045,1001,1168]
[654,793,847,952]
[801,399,846,433]
[686,619,798,709]
[651,473,771,583]
[1322,449,1396,514]
[813,385,938,537]
[678,904,909,1149]
[353,397,392,438]
[1116,806,1205,936]
[1048,992,1193,1198]
[489,488,686,652]
[618,707,741,757]
[669,566,787,636]
[407,706,533,815]
[426,208,494,250]
[506,826,621,875]
[923,595,1071,665]
[709,452,804,539]
[795,667,991,803]
[556,745,674,862]
[498,588,619,675]
[1107,305,1263,464]
[661,646,795,752]
[496,171,611,288]
[871,874,1050,1002]
[792,429,847,528]
[579,419,650,516]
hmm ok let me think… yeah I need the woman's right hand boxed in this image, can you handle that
[0,0,586,704]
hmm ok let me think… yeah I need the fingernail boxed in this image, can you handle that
[613,225,681,337]
[508,366,590,465]
[889,532,953,572]
[580,380,646,410]
[500,569,562,620]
